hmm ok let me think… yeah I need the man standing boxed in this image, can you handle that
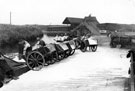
[18,39,31,60]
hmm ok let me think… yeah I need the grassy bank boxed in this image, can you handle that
[0,24,43,54]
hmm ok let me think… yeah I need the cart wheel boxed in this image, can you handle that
[69,49,75,56]
[0,82,3,88]
[110,42,116,48]
[58,53,65,61]
[65,50,70,58]
[26,51,45,71]
[91,45,97,52]
[53,52,59,62]
[81,47,86,52]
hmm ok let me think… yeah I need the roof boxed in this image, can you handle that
[63,17,83,24]
[71,21,100,35]
[47,25,70,28]
[84,22,100,35]
[84,16,99,24]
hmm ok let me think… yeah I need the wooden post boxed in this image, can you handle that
[10,12,12,25]
[130,53,135,91]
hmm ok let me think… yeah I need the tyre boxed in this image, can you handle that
[0,81,3,88]
[69,49,75,56]
[91,45,97,52]
[110,42,116,48]
[26,51,45,71]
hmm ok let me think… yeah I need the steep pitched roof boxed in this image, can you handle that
[63,17,83,24]
[83,22,100,35]
[71,21,100,35]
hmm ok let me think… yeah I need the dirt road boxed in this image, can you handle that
[1,46,130,91]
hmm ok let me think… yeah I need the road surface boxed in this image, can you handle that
[1,46,130,91]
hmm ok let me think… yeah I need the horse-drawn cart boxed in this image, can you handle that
[74,37,98,52]
[23,41,76,71]
[0,39,76,87]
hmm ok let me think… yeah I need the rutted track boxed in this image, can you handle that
[1,46,130,91]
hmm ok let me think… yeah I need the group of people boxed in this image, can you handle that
[18,36,46,60]
[54,34,69,42]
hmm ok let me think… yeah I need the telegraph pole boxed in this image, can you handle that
[10,12,12,25]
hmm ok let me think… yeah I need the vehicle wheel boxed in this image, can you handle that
[91,45,97,52]
[58,53,65,61]
[117,44,122,48]
[65,50,70,58]
[80,41,87,52]
[53,52,59,62]
[110,42,116,48]
[80,47,87,52]
[69,49,75,56]
[0,81,3,88]
[26,51,45,71]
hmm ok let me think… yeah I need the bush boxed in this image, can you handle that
[0,24,43,53]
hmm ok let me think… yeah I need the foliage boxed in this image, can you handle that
[0,24,43,53]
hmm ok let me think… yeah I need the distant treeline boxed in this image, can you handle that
[97,23,135,32]
[0,24,43,53]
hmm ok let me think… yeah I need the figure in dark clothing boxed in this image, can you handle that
[18,39,31,60]
[127,49,135,75]
[39,40,46,47]
[36,37,46,47]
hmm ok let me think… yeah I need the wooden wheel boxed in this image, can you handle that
[110,42,116,48]
[26,51,45,71]
[53,52,60,62]
[91,45,97,52]
[0,81,3,88]
[80,47,87,52]
[65,50,70,58]
[69,49,75,56]
[80,41,86,52]
[58,52,65,61]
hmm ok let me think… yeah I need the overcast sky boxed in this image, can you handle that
[0,0,135,25]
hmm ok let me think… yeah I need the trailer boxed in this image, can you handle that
[110,32,135,48]
[74,37,98,52]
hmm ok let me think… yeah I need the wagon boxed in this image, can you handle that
[110,31,135,48]
[25,43,70,71]
[54,40,76,59]
[74,37,98,52]
[25,41,76,71]
[110,36,135,48]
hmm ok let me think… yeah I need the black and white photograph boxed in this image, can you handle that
[0,0,135,91]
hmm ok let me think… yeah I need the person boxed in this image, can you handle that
[63,33,68,41]
[54,35,59,41]
[36,37,46,47]
[127,49,135,75]
[18,39,31,60]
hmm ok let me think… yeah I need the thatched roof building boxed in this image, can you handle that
[69,15,100,36]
